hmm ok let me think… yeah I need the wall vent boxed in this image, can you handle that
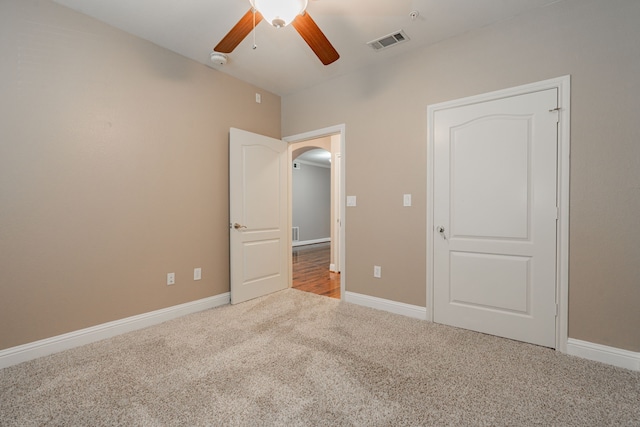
[367,30,410,51]
[292,227,300,242]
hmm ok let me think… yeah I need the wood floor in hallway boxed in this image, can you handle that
[292,242,340,299]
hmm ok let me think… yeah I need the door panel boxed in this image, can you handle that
[450,252,530,313]
[243,239,281,283]
[434,89,558,348]
[243,145,282,229]
[451,116,530,239]
[229,128,288,304]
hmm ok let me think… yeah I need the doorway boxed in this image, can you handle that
[291,148,339,298]
[427,77,570,350]
[284,125,346,300]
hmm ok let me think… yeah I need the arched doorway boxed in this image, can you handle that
[291,147,340,298]
[290,138,341,299]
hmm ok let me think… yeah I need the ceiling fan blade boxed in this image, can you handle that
[214,9,263,53]
[292,12,339,65]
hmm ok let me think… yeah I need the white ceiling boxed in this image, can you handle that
[297,148,331,167]
[51,0,561,96]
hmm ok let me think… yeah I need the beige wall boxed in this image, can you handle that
[0,0,280,350]
[282,0,640,352]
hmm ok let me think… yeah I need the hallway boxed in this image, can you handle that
[292,242,340,299]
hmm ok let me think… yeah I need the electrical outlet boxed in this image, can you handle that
[194,268,202,281]
[167,272,175,286]
[373,265,382,278]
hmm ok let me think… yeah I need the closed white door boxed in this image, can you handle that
[229,128,288,304]
[433,89,558,348]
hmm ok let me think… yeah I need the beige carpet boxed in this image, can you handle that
[1,289,638,426]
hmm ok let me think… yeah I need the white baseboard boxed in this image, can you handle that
[344,291,427,320]
[343,294,639,372]
[5,293,636,372]
[566,338,639,371]
[0,293,230,370]
[292,238,331,247]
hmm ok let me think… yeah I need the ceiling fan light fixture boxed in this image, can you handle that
[250,0,308,28]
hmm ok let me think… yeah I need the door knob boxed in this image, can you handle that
[437,226,447,240]
[233,223,247,230]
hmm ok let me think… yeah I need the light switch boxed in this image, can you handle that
[403,194,412,207]
[347,196,357,207]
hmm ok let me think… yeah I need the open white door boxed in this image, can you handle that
[229,128,288,304]
[433,89,559,348]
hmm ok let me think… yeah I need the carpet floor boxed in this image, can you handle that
[1,289,638,426]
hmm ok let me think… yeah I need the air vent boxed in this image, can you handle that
[367,30,410,51]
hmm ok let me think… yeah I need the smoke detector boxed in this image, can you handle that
[210,52,228,65]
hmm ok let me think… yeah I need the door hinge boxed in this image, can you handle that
[549,107,560,123]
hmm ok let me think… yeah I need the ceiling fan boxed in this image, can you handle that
[214,0,339,66]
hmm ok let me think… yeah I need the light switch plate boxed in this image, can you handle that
[403,194,412,207]
[347,196,357,207]
[373,265,382,278]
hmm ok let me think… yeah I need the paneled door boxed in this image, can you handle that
[229,128,288,304]
[433,89,559,348]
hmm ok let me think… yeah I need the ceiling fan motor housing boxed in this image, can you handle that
[250,0,308,27]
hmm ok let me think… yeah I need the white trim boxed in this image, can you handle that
[284,124,345,144]
[567,339,640,371]
[0,293,230,369]
[345,291,428,320]
[426,76,571,352]
[292,237,331,247]
[284,124,346,301]
[556,77,571,353]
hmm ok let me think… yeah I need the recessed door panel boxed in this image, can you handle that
[451,117,530,240]
[450,252,530,313]
[243,146,282,230]
[243,239,281,283]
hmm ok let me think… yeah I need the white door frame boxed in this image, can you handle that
[284,124,346,300]
[426,76,570,352]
